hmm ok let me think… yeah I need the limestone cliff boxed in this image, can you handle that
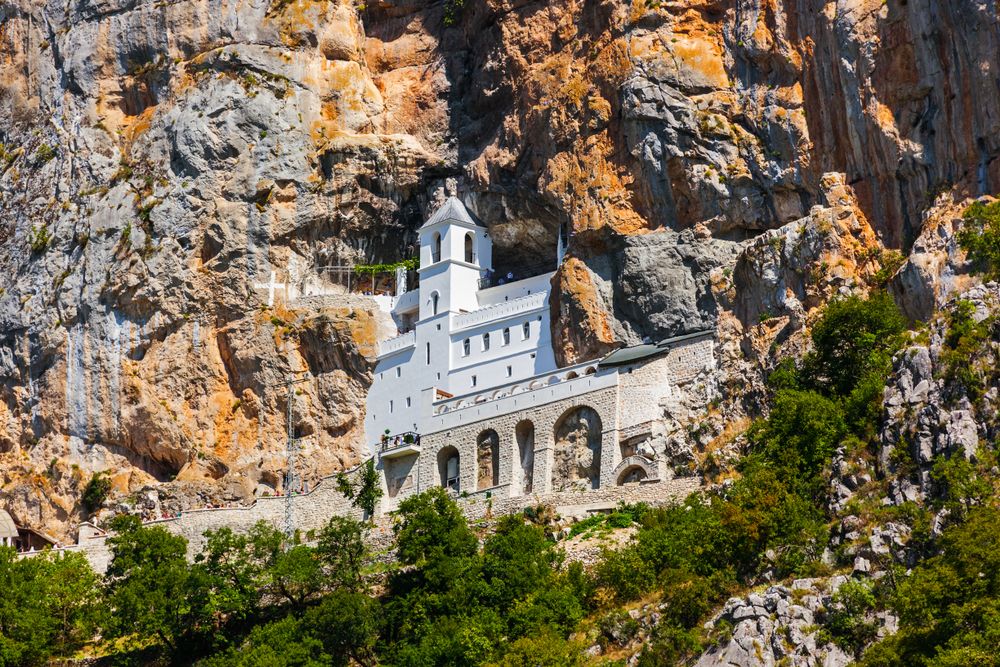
[0,0,997,537]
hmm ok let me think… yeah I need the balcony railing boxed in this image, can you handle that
[478,262,555,289]
[379,432,421,453]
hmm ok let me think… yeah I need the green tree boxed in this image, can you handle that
[197,616,329,667]
[801,292,906,398]
[0,548,101,666]
[81,471,112,512]
[861,507,1000,666]
[303,591,380,666]
[104,515,209,657]
[197,521,283,627]
[394,487,478,569]
[315,515,368,592]
[957,199,1000,280]
[336,459,384,520]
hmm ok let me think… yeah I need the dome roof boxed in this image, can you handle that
[418,196,483,231]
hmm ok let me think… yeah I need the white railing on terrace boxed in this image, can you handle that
[424,362,616,434]
[453,292,547,331]
[378,330,415,356]
[431,360,605,416]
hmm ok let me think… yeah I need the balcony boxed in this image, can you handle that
[378,432,422,460]
[378,330,415,357]
[453,292,547,331]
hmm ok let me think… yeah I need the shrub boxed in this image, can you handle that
[35,143,55,163]
[28,225,51,253]
[82,471,112,511]
[825,579,878,657]
[801,292,906,398]
[957,199,1000,279]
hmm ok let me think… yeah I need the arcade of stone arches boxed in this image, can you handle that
[425,403,657,498]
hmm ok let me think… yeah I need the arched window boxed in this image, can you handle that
[438,446,460,491]
[482,332,490,351]
[464,232,475,264]
[502,328,510,345]
[432,232,441,263]
[462,338,471,356]
[431,292,440,316]
[477,429,500,489]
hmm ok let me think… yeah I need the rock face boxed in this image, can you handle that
[880,282,1000,505]
[0,0,998,537]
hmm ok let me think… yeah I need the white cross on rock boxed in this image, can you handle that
[254,270,287,307]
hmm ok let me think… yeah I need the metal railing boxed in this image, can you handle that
[378,432,421,453]
[478,262,555,289]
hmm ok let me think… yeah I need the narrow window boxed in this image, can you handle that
[396,367,401,378]
[425,342,431,365]
[471,375,477,387]
[506,365,512,378]
[463,338,471,356]
[502,328,510,345]
[483,332,490,351]
[389,400,394,413]
[432,232,441,263]
[431,292,439,315]
[522,322,530,339]
[406,397,412,408]
[464,232,475,263]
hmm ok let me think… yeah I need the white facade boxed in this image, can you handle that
[365,198,559,448]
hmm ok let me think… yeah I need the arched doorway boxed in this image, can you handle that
[477,429,499,489]
[618,466,648,485]
[553,406,603,491]
[437,446,460,492]
[515,420,535,495]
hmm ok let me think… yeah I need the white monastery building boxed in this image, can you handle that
[365,197,717,510]
[366,197,558,446]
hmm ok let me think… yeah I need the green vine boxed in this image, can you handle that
[353,258,419,275]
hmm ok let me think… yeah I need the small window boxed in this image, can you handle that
[406,397,412,408]
[425,342,431,365]
[463,338,471,356]
[483,332,490,351]
[389,400,394,413]
[471,375,477,387]
[396,367,401,378]
[431,292,439,316]
[432,232,441,263]
[465,232,475,263]
[522,322,530,339]
[506,365,512,378]
[502,328,510,345]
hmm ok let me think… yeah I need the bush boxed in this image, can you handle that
[82,471,111,511]
[957,199,1000,279]
[28,225,51,253]
[801,292,906,398]
[35,143,55,163]
[825,579,878,657]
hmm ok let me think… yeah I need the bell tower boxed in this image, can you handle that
[416,197,492,320]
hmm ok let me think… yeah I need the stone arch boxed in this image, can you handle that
[565,371,579,380]
[552,405,603,491]
[515,419,535,495]
[585,366,597,375]
[438,446,460,491]
[613,455,658,486]
[477,429,500,489]
[547,375,561,385]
